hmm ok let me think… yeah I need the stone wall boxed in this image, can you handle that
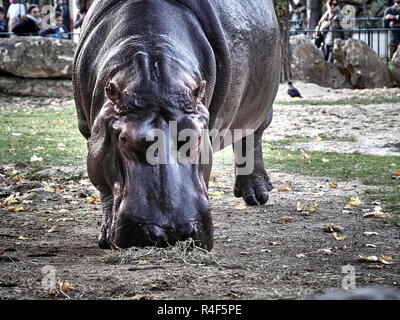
[0,37,75,98]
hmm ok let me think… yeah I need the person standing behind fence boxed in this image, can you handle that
[40,11,68,39]
[318,0,345,63]
[12,4,41,36]
[383,0,400,59]
[0,6,8,36]
[7,0,25,32]
[55,0,71,33]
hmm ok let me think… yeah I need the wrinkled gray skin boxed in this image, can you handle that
[73,0,281,250]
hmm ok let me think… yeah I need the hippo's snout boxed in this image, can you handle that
[113,214,201,249]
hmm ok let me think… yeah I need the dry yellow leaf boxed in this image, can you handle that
[333,232,346,241]
[296,201,302,212]
[4,194,18,206]
[323,224,344,233]
[330,183,338,189]
[270,241,282,246]
[349,197,361,207]
[235,204,247,210]
[18,236,27,241]
[48,225,59,233]
[278,182,292,192]
[393,169,400,176]
[359,255,379,262]
[79,179,91,185]
[15,206,24,212]
[287,154,293,159]
[138,259,148,265]
[209,191,224,196]
[319,249,333,255]
[273,216,295,224]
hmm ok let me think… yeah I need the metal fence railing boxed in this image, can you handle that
[290,17,385,31]
[0,32,81,42]
[290,28,400,65]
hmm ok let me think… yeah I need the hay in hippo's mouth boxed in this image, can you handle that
[103,238,222,267]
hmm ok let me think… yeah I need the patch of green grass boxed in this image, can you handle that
[270,134,356,146]
[0,106,87,170]
[262,144,399,187]
[275,96,400,106]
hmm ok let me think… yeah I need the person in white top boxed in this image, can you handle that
[7,0,26,32]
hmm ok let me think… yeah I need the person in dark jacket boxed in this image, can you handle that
[0,6,8,36]
[12,4,41,36]
[383,0,400,59]
[55,0,70,32]
[40,11,68,39]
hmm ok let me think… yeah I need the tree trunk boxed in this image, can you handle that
[274,0,291,83]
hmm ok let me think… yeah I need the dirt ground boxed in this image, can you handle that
[0,83,399,300]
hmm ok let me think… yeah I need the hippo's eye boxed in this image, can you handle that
[120,134,127,144]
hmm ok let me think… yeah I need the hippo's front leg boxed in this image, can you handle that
[233,108,274,205]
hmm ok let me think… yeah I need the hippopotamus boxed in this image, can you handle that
[73,0,281,250]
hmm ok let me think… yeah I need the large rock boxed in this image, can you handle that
[290,34,352,89]
[334,39,394,89]
[391,49,400,86]
[0,76,73,98]
[0,37,76,79]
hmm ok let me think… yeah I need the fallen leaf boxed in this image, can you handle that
[296,201,302,212]
[330,183,338,189]
[363,206,390,219]
[322,158,330,163]
[30,154,43,162]
[86,194,100,204]
[4,194,18,206]
[323,224,344,233]
[235,204,247,210]
[209,191,224,196]
[210,174,217,183]
[138,259,148,265]
[364,231,379,236]
[296,253,306,258]
[359,255,379,262]
[273,216,295,224]
[79,179,91,185]
[349,197,361,207]
[48,225,59,233]
[269,241,282,246]
[58,280,75,291]
[333,232,346,241]
[278,182,292,192]
[287,154,293,159]
[14,206,24,212]
[318,249,333,255]
[366,244,376,248]
[359,254,394,265]
[308,201,319,214]
[18,236,27,241]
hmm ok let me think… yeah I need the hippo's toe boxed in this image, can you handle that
[234,169,273,206]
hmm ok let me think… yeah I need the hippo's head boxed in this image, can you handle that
[86,67,214,250]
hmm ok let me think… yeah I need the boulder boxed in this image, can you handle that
[333,38,394,89]
[391,49,400,86]
[0,37,76,79]
[0,76,73,98]
[290,34,352,89]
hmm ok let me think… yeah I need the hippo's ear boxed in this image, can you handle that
[192,80,206,105]
[105,82,123,107]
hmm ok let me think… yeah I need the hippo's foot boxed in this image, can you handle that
[234,167,273,205]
